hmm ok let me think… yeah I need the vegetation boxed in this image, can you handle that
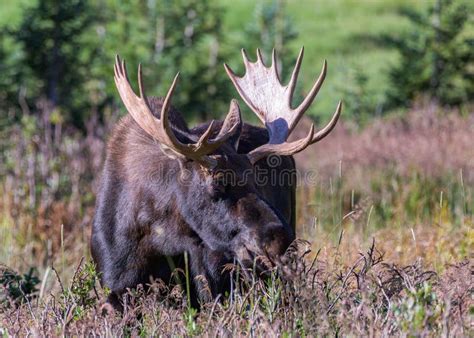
[0,242,471,336]
[384,0,474,108]
[1,102,472,335]
[0,0,472,336]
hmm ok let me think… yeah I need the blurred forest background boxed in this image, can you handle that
[0,0,472,323]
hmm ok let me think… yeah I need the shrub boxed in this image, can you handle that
[0,266,40,306]
[384,0,473,108]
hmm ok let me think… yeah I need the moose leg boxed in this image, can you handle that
[202,249,231,298]
[100,253,178,312]
[188,245,231,306]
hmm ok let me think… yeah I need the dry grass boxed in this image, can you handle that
[0,242,471,336]
[293,102,474,182]
[0,102,472,335]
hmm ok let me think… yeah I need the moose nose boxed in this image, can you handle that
[261,224,293,258]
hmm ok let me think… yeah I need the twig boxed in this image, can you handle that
[326,256,365,314]
[51,266,65,294]
[205,294,221,331]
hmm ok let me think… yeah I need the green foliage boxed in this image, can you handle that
[0,254,471,335]
[60,260,98,320]
[339,65,378,125]
[261,272,283,322]
[0,2,472,335]
[152,0,232,121]
[5,0,466,126]
[221,0,299,121]
[184,306,201,335]
[311,166,472,239]
[244,0,298,80]
[295,318,307,337]
[91,0,234,122]
[393,282,443,334]
[69,261,98,308]
[385,0,473,108]
[0,267,40,305]
[0,32,24,115]
[1,0,237,126]
[12,0,100,125]
[369,172,470,228]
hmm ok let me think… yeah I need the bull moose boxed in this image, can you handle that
[91,48,342,310]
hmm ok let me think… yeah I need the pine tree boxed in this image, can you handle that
[0,32,23,115]
[340,65,376,125]
[244,0,298,81]
[152,0,232,120]
[97,0,232,121]
[13,0,100,125]
[385,0,473,108]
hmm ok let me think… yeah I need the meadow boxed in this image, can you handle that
[0,101,471,336]
[0,0,472,336]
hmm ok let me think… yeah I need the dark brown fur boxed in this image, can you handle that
[91,97,296,309]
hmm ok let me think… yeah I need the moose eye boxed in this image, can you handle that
[229,228,240,239]
[207,177,227,201]
[209,184,226,200]
[209,171,235,198]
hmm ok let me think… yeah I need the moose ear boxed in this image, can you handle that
[218,99,242,151]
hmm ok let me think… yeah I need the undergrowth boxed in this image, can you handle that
[0,241,471,336]
[0,105,472,335]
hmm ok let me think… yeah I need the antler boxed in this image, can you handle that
[224,47,342,164]
[114,55,241,167]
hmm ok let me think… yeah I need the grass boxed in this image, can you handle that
[0,102,472,335]
[0,239,470,336]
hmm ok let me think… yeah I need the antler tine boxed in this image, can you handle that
[248,124,315,164]
[311,100,342,143]
[160,73,238,156]
[114,55,127,81]
[159,73,186,150]
[114,56,240,167]
[223,62,237,78]
[137,63,147,99]
[114,55,121,77]
[196,120,216,147]
[271,48,281,82]
[290,59,327,133]
[249,101,341,164]
[158,72,237,160]
[121,58,128,80]
[114,55,158,140]
[160,72,179,131]
[223,61,266,125]
[287,47,305,101]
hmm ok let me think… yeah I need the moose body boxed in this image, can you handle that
[91,98,296,308]
[91,49,341,310]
